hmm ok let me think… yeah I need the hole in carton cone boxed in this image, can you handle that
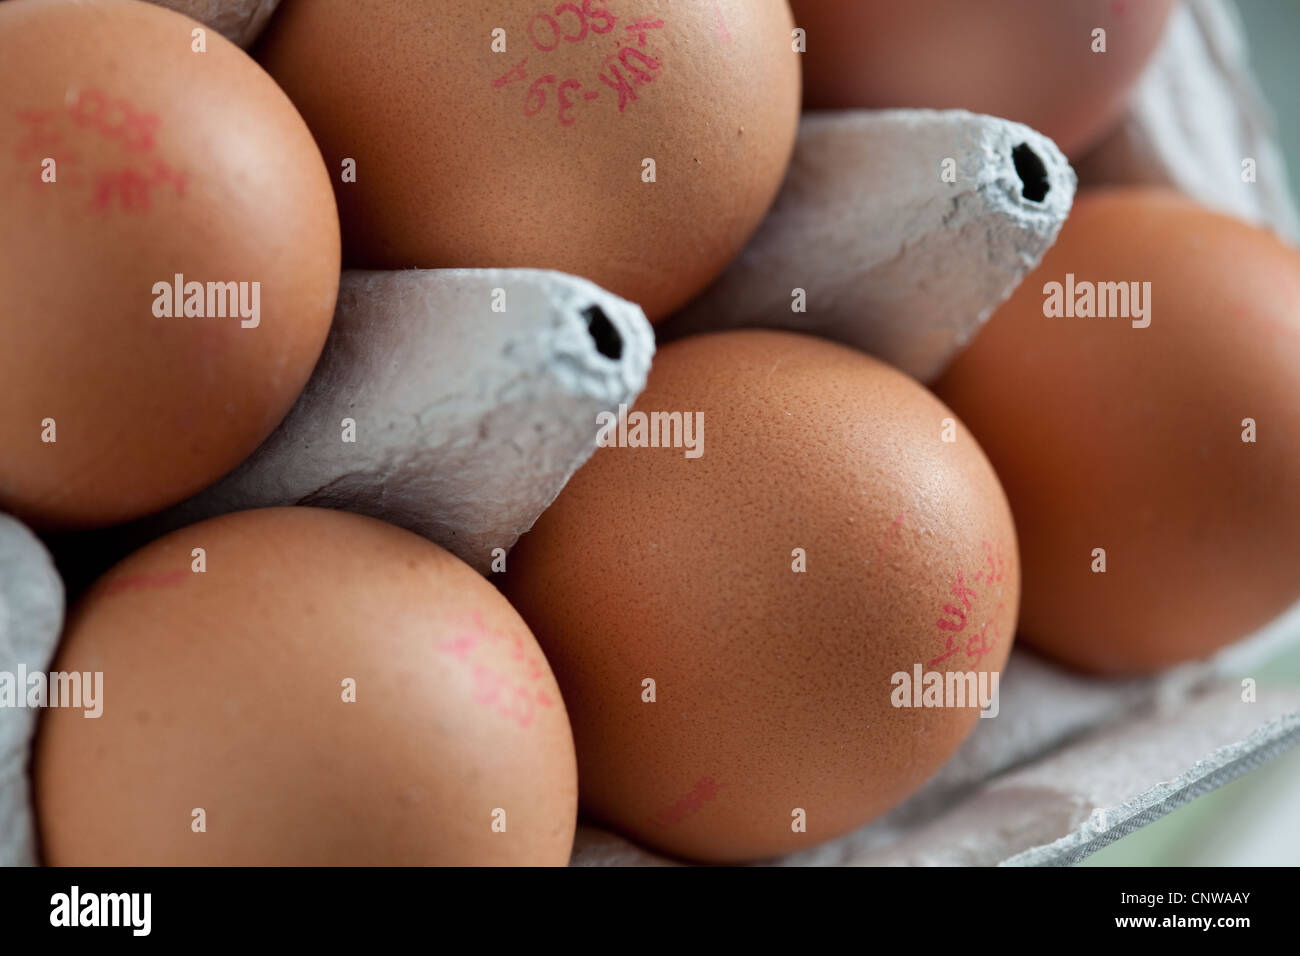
[1012,143,1050,203]
[584,305,623,360]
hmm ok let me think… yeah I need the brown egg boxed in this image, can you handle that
[935,189,1300,675]
[256,0,800,321]
[504,330,1019,862]
[789,0,1175,157]
[0,0,339,529]
[36,508,578,865]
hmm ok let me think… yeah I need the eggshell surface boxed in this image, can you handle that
[790,0,1176,157]
[256,0,801,321]
[36,507,578,865]
[504,330,1019,862]
[936,189,1300,675]
[0,0,340,529]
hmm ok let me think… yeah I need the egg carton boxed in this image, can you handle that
[572,0,1300,866]
[658,108,1076,381]
[143,0,280,49]
[102,268,656,577]
[3,0,1296,867]
[0,516,63,866]
[0,98,1074,863]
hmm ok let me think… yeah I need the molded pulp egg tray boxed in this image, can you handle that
[1,0,1296,867]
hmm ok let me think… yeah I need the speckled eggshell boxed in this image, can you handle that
[256,0,801,321]
[936,188,1300,675]
[0,0,340,530]
[789,0,1176,158]
[36,508,578,865]
[504,330,1019,862]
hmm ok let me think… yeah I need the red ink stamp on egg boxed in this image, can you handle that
[102,569,188,597]
[555,3,589,42]
[435,611,556,728]
[16,109,64,157]
[879,510,907,559]
[493,57,529,87]
[964,604,1004,668]
[624,18,664,47]
[13,89,185,213]
[926,539,1014,669]
[711,0,732,43]
[652,776,721,826]
[492,3,665,126]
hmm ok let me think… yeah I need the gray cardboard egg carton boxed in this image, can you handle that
[573,0,1300,867]
[572,0,1300,867]
[1,0,1295,866]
